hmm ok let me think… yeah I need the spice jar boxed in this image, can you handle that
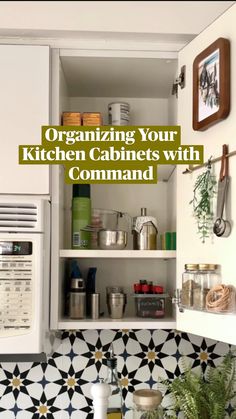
[193,264,219,310]
[182,264,199,307]
[133,389,163,419]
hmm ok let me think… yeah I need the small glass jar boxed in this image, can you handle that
[193,264,219,310]
[182,264,199,308]
[206,284,235,313]
[133,389,163,419]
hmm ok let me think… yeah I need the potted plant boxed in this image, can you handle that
[161,352,236,419]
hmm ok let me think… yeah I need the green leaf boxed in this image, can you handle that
[161,351,236,419]
[189,166,217,243]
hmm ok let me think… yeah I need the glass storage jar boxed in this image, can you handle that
[206,284,235,313]
[182,264,199,308]
[133,389,163,419]
[193,264,219,310]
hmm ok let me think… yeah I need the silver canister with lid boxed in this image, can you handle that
[132,208,158,250]
[69,277,86,319]
[106,287,127,319]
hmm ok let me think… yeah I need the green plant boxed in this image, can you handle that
[140,411,160,419]
[189,163,217,243]
[161,352,236,419]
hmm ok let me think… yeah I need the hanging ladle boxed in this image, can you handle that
[213,144,231,237]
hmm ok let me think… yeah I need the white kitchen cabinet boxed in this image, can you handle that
[50,3,236,345]
[0,44,50,195]
[50,49,178,330]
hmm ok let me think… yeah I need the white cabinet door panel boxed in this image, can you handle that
[176,4,236,345]
[0,45,49,194]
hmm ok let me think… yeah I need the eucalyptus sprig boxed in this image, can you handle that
[189,162,217,243]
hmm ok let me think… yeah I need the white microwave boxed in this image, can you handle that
[0,197,50,354]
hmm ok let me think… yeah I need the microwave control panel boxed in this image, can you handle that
[0,241,33,330]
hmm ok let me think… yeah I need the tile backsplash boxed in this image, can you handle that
[0,329,234,418]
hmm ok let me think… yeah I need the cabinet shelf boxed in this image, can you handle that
[58,316,176,330]
[59,249,176,259]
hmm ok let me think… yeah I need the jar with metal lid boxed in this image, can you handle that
[193,264,220,310]
[182,264,199,308]
[133,389,163,419]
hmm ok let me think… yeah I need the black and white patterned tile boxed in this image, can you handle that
[0,329,234,418]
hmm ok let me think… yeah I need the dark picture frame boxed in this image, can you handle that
[193,37,230,131]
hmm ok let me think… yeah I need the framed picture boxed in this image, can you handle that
[193,37,230,131]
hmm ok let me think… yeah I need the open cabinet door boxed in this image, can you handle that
[176,3,236,345]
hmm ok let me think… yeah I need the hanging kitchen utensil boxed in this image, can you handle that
[213,144,231,237]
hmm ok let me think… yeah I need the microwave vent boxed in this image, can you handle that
[0,202,40,231]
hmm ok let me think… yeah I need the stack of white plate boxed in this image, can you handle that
[108,102,130,125]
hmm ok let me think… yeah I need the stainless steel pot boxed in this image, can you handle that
[98,230,127,250]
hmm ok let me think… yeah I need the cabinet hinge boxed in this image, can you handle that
[172,289,184,313]
[172,65,186,98]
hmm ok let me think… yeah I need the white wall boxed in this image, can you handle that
[168,96,178,125]
[69,97,169,126]
[176,3,236,343]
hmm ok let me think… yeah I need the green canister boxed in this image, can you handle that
[72,184,91,249]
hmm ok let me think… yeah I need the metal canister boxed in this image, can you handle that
[90,293,100,319]
[108,102,130,126]
[69,278,86,319]
[132,208,158,250]
[107,292,127,319]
